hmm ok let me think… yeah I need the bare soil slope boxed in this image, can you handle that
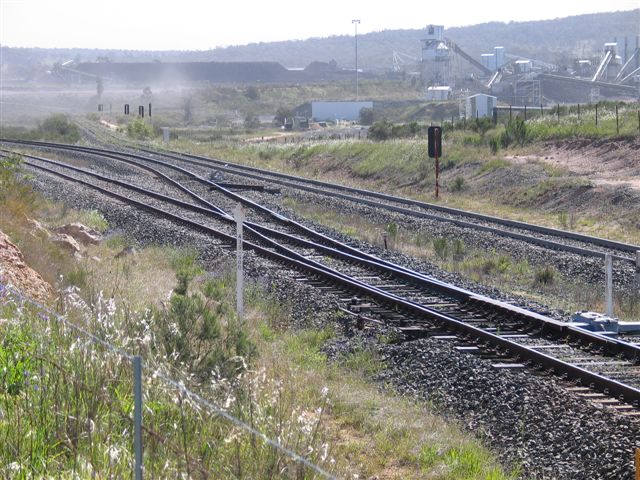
[0,229,53,302]
[541,137,640,189]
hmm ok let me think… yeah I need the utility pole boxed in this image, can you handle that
[352,19,361,101]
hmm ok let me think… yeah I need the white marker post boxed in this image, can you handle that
[234,203,245,322]
[605,253,613,318]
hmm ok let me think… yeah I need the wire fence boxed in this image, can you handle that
[0,284,336,479]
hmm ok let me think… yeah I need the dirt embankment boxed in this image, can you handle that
[0,229,53,303]
[540,137,640,189]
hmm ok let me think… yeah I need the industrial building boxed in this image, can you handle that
[415,24,639,109]
[311,101,373,122]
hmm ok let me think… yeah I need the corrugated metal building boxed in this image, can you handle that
[465,94,497,119]
[311,101,373,122]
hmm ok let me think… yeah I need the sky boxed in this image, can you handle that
[1,0,638,50]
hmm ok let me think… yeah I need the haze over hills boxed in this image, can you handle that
[1,9,638,76]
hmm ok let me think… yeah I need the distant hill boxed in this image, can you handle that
[1,9,638,76]
[206,10,639,69]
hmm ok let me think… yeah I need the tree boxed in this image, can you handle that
[244,86,259,100]
[243,114,260,130]
[273,107,294,127]
[359,107,374,125]
[367,120,393,141]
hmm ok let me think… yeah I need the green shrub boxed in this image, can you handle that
[0,154,23,195]
[557,212,568,229]
[500,118,528,147]
[368,120,394,141]
[534,265,556,286]
[386,222,398,239]
[451,176,465,192]
[433,237,449,260]
[470,117,493,138]
[127,118,154,139]
[488,136,500,155]
[154,260,255,381]
[452,238,465,260]
[0,324,36,396]
[39,114,80,142]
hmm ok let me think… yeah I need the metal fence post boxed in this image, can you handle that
[133,355,143,480]
[605,254,613,317]
[234,203,245,322]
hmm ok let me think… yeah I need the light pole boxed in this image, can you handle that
[352,19,360,101]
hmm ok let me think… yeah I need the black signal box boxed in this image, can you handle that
[428,126,442,158]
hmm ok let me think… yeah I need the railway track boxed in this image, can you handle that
[6,138,639,264]
[150,146,639,264]
[3,141,640,411]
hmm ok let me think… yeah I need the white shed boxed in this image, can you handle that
[465,94,497,119]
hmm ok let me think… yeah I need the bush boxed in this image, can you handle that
[127,118,154,140]
[359,107,374,125]
[470,117,493,138]
[452,238,465,260]
[488,136,500,154]
[386,222,398,239]
[433,237,449,260]
[0,154,23,195]
[154,258,255,381]
[368,120,424,141]
[500,117,528,147]
[244,85,260,100]
[534,265,556,286]
[451,176,465,192]
[39,114,80,142]
[368,120,394,141]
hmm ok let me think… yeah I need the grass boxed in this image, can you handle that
[495,102,640,140]
[261,325,518,479]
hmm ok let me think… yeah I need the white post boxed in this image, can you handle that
[162,127,170,144]
[133,356,143,480]
[605,253,613,318]
[234,203,245,322]
[635,250,640,291]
